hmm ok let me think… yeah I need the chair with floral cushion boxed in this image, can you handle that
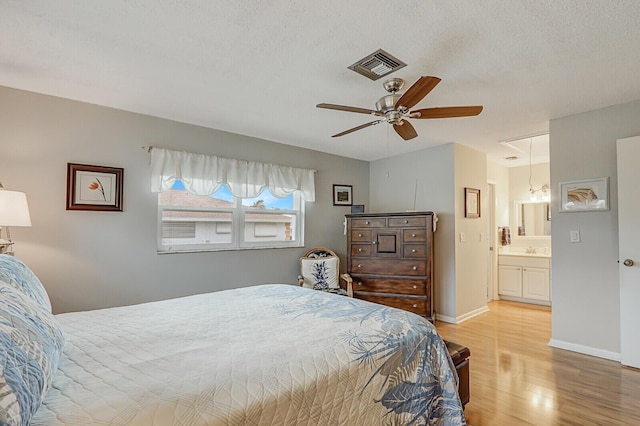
[298,248,353,297]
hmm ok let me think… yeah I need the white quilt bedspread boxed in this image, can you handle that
[33,284,465,425]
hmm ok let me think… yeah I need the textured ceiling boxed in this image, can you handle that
[2,1,640,166]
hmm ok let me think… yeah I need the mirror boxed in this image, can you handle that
[515,202,551,236]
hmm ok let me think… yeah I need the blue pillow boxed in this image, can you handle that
[0,282,65,425]
[0,255,52,312]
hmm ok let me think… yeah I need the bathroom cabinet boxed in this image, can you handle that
[498,255,550,305]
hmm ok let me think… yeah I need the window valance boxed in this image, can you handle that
[150,148,316,201]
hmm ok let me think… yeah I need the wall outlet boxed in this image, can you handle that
[570,230,581,243]
[459,232,466,242]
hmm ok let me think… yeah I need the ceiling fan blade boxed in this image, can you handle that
[332,120,384,137]
[317,103,383,116]
[411,106,483,119]
[393,120,418,140]
[395,76,441,110]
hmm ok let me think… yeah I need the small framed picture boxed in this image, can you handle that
[351,204,365,213]
[333,184,353,206]
[465,187,480,218]
[66,163,124,211]
[558,177,609,212]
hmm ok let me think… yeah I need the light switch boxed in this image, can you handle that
[480,232,486,242]
[570,230,581,243]
[459,232,466,242]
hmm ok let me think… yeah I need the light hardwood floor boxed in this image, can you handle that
[435,300,640,426]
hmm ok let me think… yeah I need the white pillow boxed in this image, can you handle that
[300,257,339,290]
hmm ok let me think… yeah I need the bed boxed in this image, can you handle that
[0,255,465,425]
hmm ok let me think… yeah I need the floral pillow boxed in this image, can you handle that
[0,255,52,312]
[300,257,339,290]
[0,281,65,425]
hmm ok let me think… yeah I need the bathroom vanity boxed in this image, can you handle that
[498,249,551,306]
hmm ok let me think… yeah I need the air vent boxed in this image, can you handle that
[348,49,407,81]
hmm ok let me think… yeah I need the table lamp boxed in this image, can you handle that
[0,182,32,255]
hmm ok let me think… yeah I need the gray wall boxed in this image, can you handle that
[0,86,369,314]
[369,143,489,322]
[369,144,456,319]
[550,99,640,359]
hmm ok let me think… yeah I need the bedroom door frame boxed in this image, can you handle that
[617,135,640,369]
[487,180,497,301]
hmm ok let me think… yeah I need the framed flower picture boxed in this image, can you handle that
[66,163,124,211]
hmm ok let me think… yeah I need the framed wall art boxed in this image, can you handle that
[558,177,609,212]
[464,187,480,218]
[333,184,353,206]
[66,163,124,211]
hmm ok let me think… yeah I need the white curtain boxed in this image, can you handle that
[150,148,316,201]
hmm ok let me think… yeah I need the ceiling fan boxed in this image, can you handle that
[317,76,483,140]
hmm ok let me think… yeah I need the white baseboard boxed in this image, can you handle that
[499,295,551,307]
[436,305,490,324]
[436,313,457,323]
[548,339,621,362]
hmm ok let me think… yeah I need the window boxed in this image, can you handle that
[158,180,304,252]
[150,148,314,253]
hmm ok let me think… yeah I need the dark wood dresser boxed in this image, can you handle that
[345,212,435,321]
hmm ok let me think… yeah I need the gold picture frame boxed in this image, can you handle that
[465,187,480,218]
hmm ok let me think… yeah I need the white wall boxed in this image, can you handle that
[453,144,488,319]
[0,86,369,313]
[370,143,488,322]
[487,160,509,229]
[550,99,640,359]
[509,163,550,204]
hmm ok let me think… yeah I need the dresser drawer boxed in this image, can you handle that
[351,230,372,242]
[355,293,427,316]
[403,229,426,242]
[389,216,427,228]
[351,218,386,228]
[403,244,426,258]
[352,277,425,295]
[351,259,426,276]
[351,244,371,257]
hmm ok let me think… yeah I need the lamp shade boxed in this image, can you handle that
[0,189,32,227]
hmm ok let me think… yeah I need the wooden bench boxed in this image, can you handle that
[445,340,471,407]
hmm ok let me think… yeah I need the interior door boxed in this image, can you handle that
[617,135,640,368]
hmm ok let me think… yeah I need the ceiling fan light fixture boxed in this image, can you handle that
[317,75,483,140]
[386,111,403,124]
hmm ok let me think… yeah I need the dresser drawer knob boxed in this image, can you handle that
[411,249,417,253]
[357,264,362,268]
[412,304,418,308]
[412,266,418,270]
[358,248,363,252]
[365,221,370,225]
[358,233,363,237]
[358,282,363,286]
[413,285,418,289]
[404,220,409,224]
[411,233,416,237]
